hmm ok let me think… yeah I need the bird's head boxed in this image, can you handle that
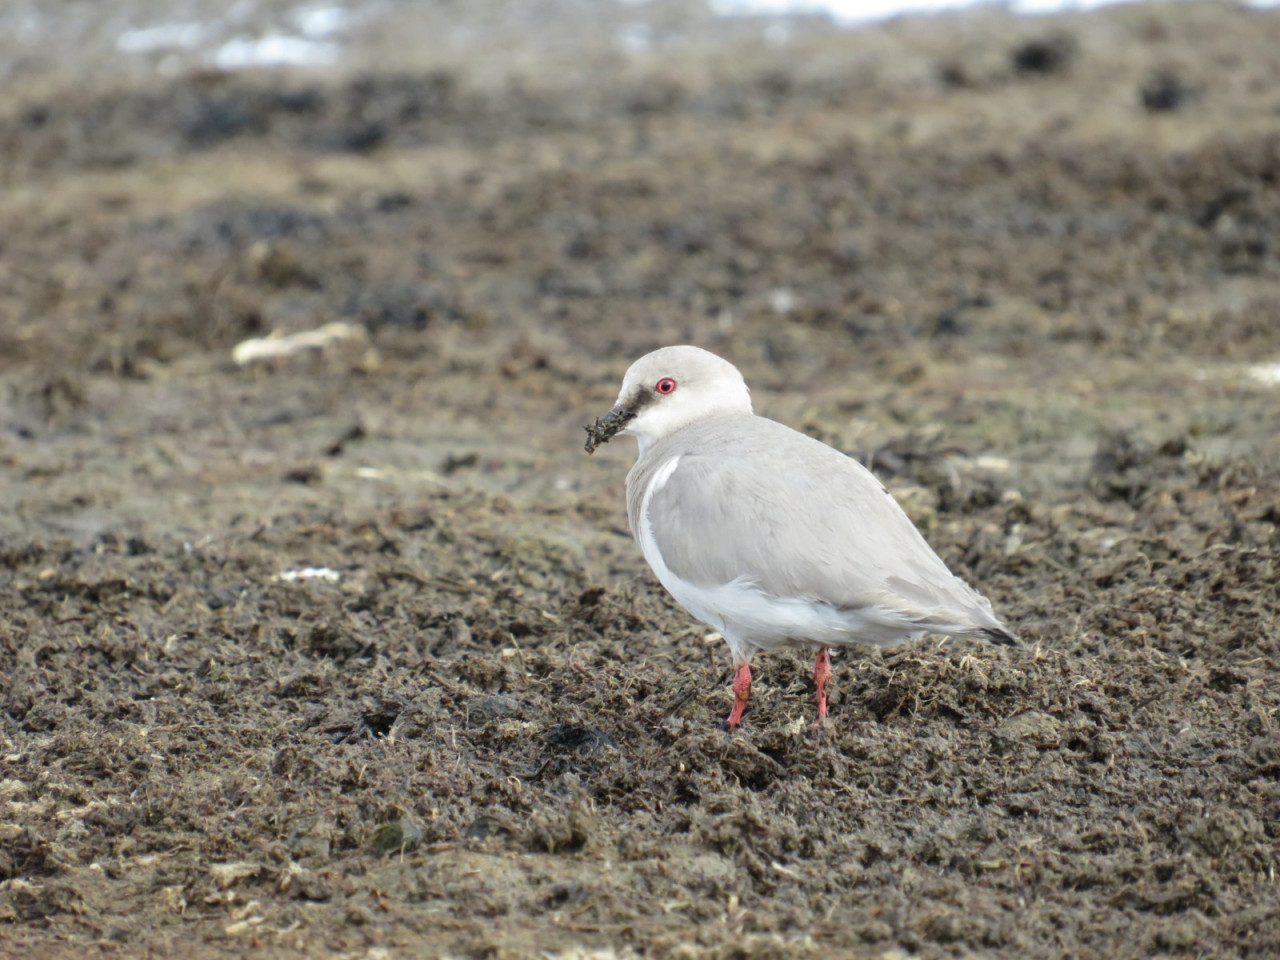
[584,345,752,455]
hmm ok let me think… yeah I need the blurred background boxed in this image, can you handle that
[1,0,1198,85]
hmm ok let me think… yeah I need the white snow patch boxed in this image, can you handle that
[117,22,216,54]
[710,0,1137,26]
[213,33,341,69]
[1247,362,1280,386]
[292,5,354,38]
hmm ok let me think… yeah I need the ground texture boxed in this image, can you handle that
[2,3,1279,957]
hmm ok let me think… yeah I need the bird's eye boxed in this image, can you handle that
[655,377,677,395]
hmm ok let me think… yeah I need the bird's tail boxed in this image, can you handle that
[981,625,1021,647]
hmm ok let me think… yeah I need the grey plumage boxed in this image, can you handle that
[586,344,1016,727]
[627,414,1012,651]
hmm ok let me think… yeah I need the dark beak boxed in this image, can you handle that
[584,405,635,453]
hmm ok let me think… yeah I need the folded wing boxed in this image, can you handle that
[639,417,1005,636]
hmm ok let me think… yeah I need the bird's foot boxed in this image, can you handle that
[814,648,832,726]
[724,662,752,731]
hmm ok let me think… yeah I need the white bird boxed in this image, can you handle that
[585,345,1017,730]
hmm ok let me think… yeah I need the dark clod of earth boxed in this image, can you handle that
[584,417,612,454]
[584,411,629,454]
[1140,69,1195,112]
[1011,31,1079,75]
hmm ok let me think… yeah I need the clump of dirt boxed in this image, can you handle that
[2,2,1280,958]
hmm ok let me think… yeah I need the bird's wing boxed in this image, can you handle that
[639,418,998,629]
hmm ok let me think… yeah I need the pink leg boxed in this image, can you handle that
[725,662,752,731]
[814,648,832,724]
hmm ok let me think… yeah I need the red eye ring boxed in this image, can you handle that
[655,377,677,395]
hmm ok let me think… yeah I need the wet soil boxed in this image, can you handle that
[2,3,1280,957]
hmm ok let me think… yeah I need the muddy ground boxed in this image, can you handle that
[2,2,1279,957]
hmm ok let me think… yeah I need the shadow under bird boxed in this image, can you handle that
[585,345,1017,730]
